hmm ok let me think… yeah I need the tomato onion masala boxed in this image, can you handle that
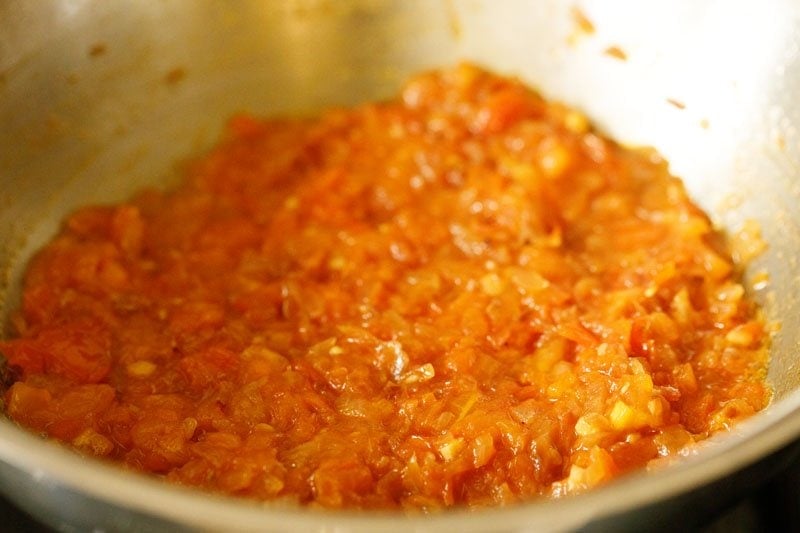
[0,65,770,509]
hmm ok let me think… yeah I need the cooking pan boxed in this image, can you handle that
[1,0,800,531]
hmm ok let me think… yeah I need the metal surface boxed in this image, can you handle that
[1,0,799,531]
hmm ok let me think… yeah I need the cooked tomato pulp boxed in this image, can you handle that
[0,65,770,509]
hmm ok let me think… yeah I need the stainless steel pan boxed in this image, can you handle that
[1,1,800,531]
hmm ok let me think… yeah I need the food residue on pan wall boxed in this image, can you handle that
[751,271,770,291]
[164,67,187,86]
[88,42,107,58]
[666,98,687,110]
[730,219,768,266]
[568,7,627,63]
[444,0,462,40]
[716,192,744,214]
[604,46,627,61]
[570,6,595,39]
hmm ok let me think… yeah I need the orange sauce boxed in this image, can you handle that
[0,64,769,509]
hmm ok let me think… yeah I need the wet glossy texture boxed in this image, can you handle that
[0,66,768,510]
